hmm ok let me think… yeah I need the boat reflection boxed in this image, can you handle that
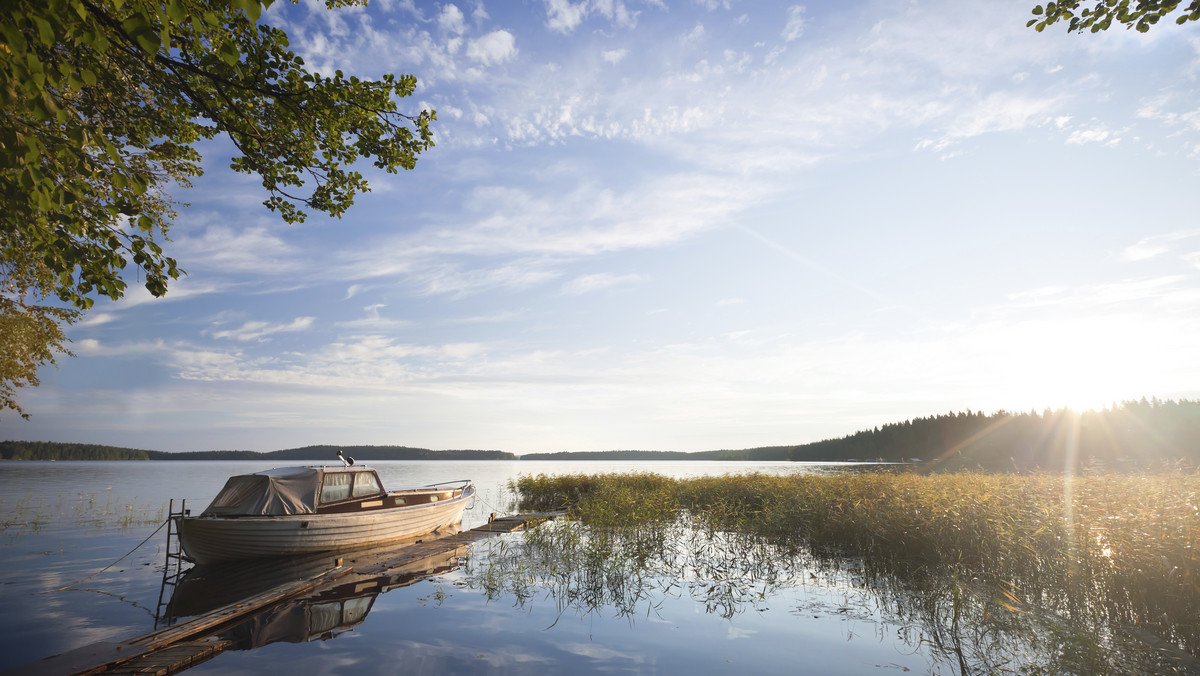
[162,533,467,650]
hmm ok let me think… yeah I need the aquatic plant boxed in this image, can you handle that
[0,491,169,536]
[505,470,1200,671]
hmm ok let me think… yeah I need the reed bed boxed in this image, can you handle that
[511,470,1200,661]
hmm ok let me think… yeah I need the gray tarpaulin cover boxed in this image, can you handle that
[201,467,323,516]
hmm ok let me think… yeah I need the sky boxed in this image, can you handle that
[4,0,1200,454]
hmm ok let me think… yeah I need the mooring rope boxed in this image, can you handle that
[49,516,171,593]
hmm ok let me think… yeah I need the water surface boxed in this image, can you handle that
[3,459,1170,674]
[0,459,846,672]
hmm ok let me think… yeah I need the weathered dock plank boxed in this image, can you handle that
[1,644,151,676]
[104,640,230,676]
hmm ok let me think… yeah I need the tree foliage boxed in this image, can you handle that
[0,299,76,419]
[0,0,435,418]
[1028,0,1200,33]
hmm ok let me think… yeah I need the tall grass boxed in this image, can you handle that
[510,470,1200,662]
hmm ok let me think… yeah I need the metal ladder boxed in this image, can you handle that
[153,499,189,629]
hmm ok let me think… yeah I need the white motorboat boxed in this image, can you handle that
[178,462,475,564]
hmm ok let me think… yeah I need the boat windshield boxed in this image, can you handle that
[320,472,353,503]
[352,472,381,497]
[320,469,384,504]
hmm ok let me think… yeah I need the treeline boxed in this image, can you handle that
[5,399,1196,469]
[784,398,1200,470]
[256,445,516,461]
[0,442,516,462]
[521,448,793,461]
[0,441,155,460]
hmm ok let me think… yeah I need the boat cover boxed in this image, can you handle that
[201,467,327,516]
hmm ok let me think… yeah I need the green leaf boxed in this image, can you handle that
[32,16,55,45]
[121,16,161,54]
[219,39,240,66]
[165,0,186,24]
[0,23,28,54]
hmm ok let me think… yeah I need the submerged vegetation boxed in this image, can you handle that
[490,470,1200,673]
[0,491,168,537]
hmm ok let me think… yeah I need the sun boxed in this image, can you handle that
[980,315,1178,414]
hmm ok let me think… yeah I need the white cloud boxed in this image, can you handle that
[782,5,805,42]
[211,317,316,342]
[1066,124,1120,146]
[438,4,466,34]
[602,48,629,64]
[467,30,517,66]
[545,0,586,32]
[175,225,301,275]
[1137,94,1200,132]
[919,92,1059,151]
[543,0,640,33]
[78,313,117,327]
[1122,231,1200,262]
[560,272,645,295]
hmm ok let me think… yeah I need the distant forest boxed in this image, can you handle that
[2,399,1197,470]
[786,398,1200,471]
[511,399,1200,470]
[0,442,516,462]
[520,448,792,461]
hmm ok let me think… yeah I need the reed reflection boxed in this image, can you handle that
[466,471,1200,675]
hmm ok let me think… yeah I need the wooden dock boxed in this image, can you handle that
[5,512,557,676]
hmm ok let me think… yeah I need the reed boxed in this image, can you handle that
[510,470,1200,658]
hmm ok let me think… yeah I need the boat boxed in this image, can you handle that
[177,460,475,564]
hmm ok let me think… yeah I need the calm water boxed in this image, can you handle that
[1,459,912,674]
[5,459,1155,674]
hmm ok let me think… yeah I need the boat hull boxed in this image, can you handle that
[179,485,475,564]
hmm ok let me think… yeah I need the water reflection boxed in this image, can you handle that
[466,517,1200,674]
[162,539,467,652]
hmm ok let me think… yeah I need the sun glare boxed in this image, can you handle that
[981,315,1181,415]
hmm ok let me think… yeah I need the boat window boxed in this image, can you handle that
[310,601,342,634]
[320,472,353,504]
[343,596,372,625]
[352,472,382,498]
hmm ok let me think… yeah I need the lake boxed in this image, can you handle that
[0,459,881,674]
[0,460,1176,674]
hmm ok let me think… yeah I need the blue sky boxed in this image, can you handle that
[4,0,1200,453]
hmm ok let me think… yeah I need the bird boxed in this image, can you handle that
[337,449,355,466]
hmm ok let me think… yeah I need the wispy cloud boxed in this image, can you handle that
[333,173,763,297]
[561,272,645,295]
[782,5,805,42]
[210,317,317,342]
[1121,231,1200,261]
